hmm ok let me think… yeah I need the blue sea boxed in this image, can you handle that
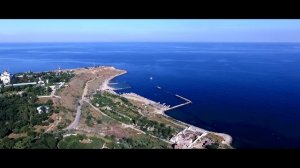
[1,42,300,148]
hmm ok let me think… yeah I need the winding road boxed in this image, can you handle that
[65,77,96,130]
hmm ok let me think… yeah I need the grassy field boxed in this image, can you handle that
[58,134,104,149]
[91,92,178,140]
[105,134,172,149]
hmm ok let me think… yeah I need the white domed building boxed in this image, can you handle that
[0,70,11,85]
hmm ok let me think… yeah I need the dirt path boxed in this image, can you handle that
[45,116,62,132]
[38,89,62,100]
[85,100,172,144]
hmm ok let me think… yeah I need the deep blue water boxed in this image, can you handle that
[1,42,300,148]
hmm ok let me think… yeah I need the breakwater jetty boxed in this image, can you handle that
[165,94,192,111]
[121,92,192,112]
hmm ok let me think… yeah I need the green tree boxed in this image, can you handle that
[47,87,52,94]
[31,133,58,149]
[0,137,15,149]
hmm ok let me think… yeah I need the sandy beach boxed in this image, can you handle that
[99,70,127,92]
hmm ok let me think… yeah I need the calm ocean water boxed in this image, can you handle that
[1,42,300,148]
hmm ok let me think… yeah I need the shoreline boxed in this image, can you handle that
[99,70,127,92]
[100,67,233,147]
[162,106,232,145]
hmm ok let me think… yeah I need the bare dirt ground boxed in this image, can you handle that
[45,113,61,132]
[34,125,48,133]
[8,133,27,139]
[37,97,52,104]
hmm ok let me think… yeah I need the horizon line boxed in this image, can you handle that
[0,41,300,43]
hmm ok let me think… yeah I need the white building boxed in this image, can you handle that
[0,70,11,85]
[37,106,49,114]
[37,77,45,86]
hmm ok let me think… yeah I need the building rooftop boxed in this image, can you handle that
[37,106,50,114]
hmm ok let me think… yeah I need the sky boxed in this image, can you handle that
[0,19,300,42]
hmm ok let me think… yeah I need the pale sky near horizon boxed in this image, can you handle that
[0,19,300,42]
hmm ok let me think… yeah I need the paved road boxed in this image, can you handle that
[65,78,95,130]
[65,100,82,130]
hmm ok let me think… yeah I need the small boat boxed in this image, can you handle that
[150,77,153,80]
[157,86,161,89]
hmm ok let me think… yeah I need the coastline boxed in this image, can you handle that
[162,109,233,145]
[100,70,127,92]
[100,67,233,147]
